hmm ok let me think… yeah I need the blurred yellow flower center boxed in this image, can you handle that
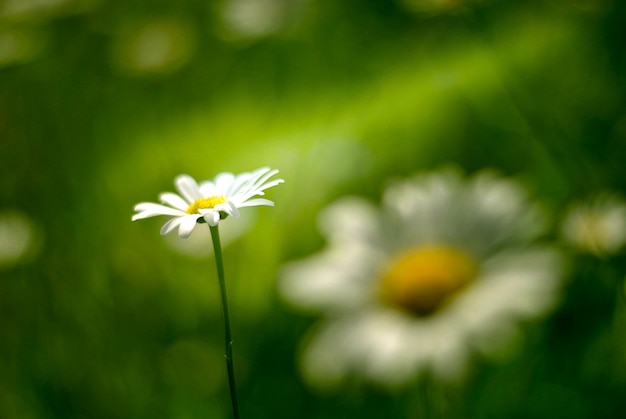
[186,196,227,214]
[380,245,478,316]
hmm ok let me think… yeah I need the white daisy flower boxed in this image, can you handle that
[279,169,564,388]
[560,193,626,257]
[132,167,284,239]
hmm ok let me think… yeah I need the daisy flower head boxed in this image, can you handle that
[279,168,564,389]
[560,193,626,257]
[132,167,284,239]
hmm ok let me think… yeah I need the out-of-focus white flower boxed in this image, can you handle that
[279,169,564,388]
[560,193,626,256]
[218,0,307,41]
[132,167,283,239]
[110,18,196,78]
[0,210,39,269]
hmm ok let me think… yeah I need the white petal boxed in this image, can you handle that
[232,168,283,205]
[177,215,199,239]
[251,166,271,175]
[232,182,278,203]
[228,171,256,194]
[160,216,184,235]
[132,211,156,221]
[234,173,283,203]
[231,191,263,204]
[159,193,189,211]
[254,172,282,190]
[132,203,185,220]
[279,244,381,312]
[316,197,380,244]
[235,198,274,208]
[256,178,284,192]
[246,167,271,182]
[300,319,354,387]
[175,175,201,202]
[251,169,281,191]
[198,181,217,197]
[215,172,236,194]
[204,211,220,226]
[215,201,240,218]
[227,200,240,217]
[234,167,270,193]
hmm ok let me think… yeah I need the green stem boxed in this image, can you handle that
[209,225,240,419]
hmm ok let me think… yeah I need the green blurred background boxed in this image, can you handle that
[2,0,626,417]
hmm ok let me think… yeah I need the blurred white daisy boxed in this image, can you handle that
[132,167,283,239]
[217,0,308,41]
[560,193,626,257]
[279,169,564,388]
[0,210,40,269]
[110,17,196,78]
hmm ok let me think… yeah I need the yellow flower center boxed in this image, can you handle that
[379,245,478,316]
[186,196,227,214]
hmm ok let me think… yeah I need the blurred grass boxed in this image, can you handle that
[2,0,626,418]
